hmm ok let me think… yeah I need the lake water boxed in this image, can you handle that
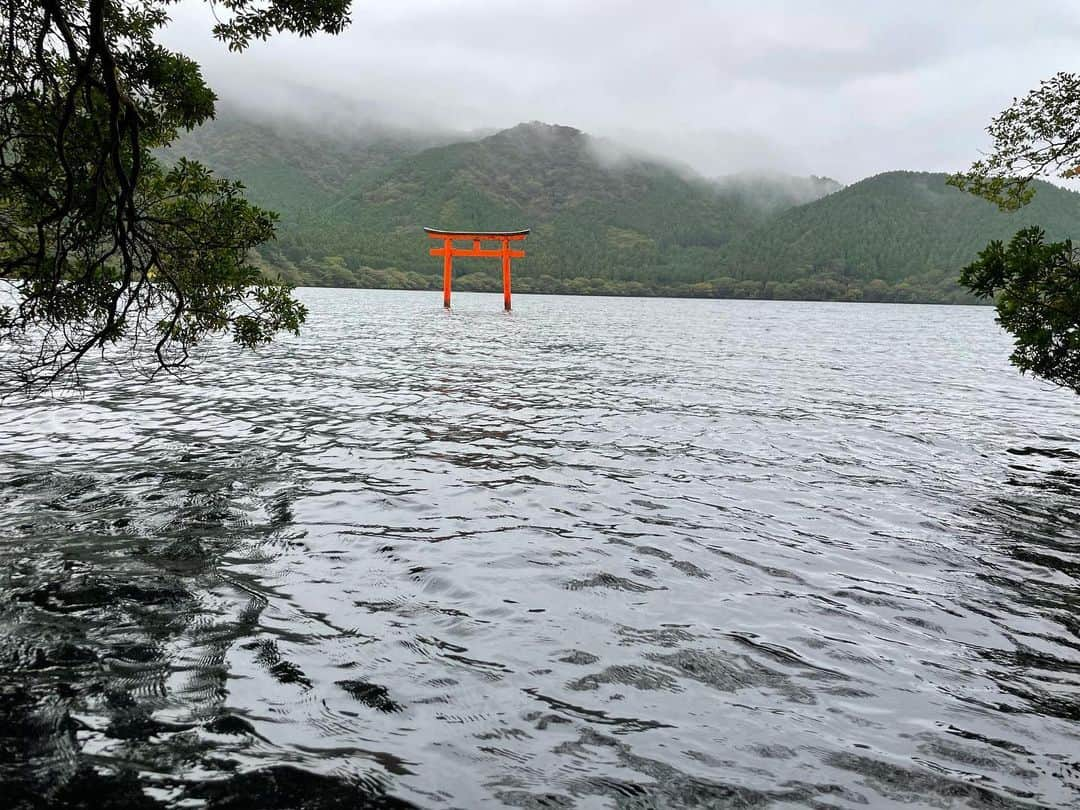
[2,289,1079,809]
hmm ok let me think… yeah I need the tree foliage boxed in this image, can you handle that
[948,73,1080,211]
[961,227,1080,393]
[0,0,349,395]
[950,72,1080,392]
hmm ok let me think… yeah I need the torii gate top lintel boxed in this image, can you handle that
[424,227,530,239]
[425,227,529,310]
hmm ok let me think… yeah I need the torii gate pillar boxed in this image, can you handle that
[425,228,529,311]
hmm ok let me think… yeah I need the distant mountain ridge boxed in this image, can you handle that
[170,113,1080,303]
[168,110,454,221]
[307,121,823,287]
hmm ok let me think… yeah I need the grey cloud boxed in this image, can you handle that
[161,0,1080,183]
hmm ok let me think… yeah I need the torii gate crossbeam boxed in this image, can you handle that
[424,228,529,311]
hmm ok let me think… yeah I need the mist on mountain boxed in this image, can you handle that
[167,107,1076,304]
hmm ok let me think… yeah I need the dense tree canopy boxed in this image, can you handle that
[961,228,1080,393]
[0,0,350,395]
[950,72,1080,393]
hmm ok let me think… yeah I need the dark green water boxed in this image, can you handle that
[2,290,1078,808]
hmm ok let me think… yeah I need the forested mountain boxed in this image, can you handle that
[268,122,840,293]
[171,114,1080,303]
[714,171,1080,302]
[168,110,454,222]
[170,115,842,295]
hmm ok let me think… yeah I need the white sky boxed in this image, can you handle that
[161,0,1080,182]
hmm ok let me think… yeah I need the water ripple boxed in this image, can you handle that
[2,290,1079,808]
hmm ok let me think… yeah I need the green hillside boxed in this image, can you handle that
[170,115,1080,303]
[167,110,453,223]
[278,122,825,293]
[714,171,1080,302]
[171,116,842,295]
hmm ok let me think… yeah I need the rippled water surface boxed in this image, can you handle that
[3,290,1080,809]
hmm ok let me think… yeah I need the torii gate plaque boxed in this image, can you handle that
[425,227,529,311]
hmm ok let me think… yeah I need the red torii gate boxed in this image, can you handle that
[425,227,529,311]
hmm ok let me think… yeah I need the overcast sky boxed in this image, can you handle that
[161,1,1080,182]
